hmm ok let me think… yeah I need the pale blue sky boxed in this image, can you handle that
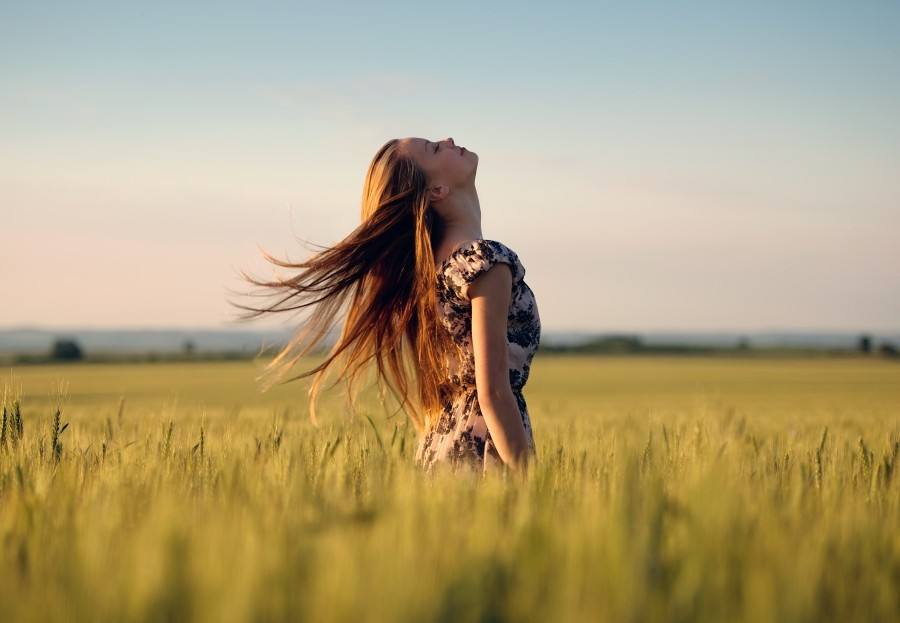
[2,1,898,331]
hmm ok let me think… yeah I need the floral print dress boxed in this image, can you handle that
[414,238,542,473]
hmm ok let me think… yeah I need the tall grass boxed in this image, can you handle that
[0,356,898,622]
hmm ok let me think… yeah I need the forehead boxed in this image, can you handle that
[399,137,428,157]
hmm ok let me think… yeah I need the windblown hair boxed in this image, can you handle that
[230,139,463,435]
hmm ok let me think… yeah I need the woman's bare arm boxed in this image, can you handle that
[466,264,531,470]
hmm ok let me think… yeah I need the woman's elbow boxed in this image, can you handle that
[480,381,512,403]
[478,380,516,414]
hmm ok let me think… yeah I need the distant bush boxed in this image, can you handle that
[859,334,872,353]
[50,338,84,361]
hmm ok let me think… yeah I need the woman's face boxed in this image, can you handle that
[399,137,478,190]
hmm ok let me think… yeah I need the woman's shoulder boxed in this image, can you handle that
[440,238,525,299]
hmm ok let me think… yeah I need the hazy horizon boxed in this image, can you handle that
[2,324,898,339]
[4,2,898,332]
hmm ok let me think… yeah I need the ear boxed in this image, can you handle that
[429,184,450,202]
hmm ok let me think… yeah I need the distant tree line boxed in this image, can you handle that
[540,333,899,358]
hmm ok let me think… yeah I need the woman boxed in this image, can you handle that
[232,137,541,474]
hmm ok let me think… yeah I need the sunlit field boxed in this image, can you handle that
[2,355,899,622]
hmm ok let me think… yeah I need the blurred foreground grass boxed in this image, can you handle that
[1,355,899,622]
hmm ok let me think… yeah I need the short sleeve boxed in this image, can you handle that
[442,239,524,302]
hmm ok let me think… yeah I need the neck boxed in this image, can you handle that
[437,183,482,248]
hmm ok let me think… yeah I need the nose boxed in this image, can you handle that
[446,137,454,147]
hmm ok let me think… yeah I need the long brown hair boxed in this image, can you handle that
[230,138,462,435]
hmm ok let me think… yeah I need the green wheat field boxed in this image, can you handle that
[1,355,899,622]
